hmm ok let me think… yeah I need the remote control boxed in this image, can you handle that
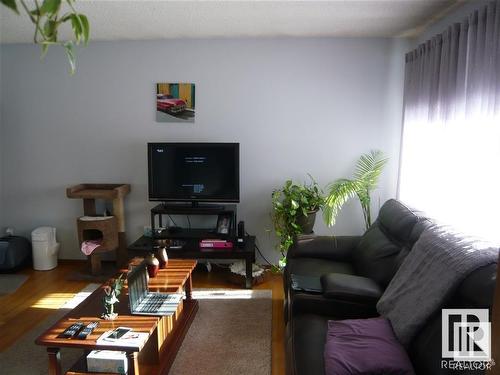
[62,322,85,338]
[77,321,99,339]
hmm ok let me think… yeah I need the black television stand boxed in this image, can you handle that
[128,202,256,288]
[160,202,225,211]
[128,234,256,288]
[151,203,237,238]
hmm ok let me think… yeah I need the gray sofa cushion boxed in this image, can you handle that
[377,199,420,242]
[352,199,421,287]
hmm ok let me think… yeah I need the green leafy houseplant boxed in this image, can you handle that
[323,150,388,231]
[102,273,125,320]
[1,0,90,74]
[271,178,324,268]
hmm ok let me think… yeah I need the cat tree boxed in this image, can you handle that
[67,184,130,275]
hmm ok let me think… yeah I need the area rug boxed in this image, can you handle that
[0,288,272,375]
[0,274,29,295]
[170,289,272,375]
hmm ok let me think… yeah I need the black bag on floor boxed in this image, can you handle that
[0,236,31,271]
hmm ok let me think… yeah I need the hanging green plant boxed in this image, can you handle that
[1,0,90,74]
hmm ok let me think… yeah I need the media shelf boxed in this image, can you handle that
[150,203,237,239]
[128,235,256,288]
[153,228,235,241]
[151,202,231,213]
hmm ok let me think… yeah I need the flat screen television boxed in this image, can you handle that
[148,142,240,203]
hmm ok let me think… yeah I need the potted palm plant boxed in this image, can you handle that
[323,150,388,231]
[271,177,324,268]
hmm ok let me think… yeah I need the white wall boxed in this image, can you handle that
[0,37,408,263]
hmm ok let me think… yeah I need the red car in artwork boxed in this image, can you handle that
[156,94,187,114]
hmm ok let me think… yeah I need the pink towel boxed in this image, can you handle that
[81,240,102,255]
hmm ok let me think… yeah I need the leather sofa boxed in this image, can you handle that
[284,199,498,375]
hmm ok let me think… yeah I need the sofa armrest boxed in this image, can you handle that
[287,235,360,261]
[320,273,382,304]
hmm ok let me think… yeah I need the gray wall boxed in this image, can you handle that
[0,37,408,263]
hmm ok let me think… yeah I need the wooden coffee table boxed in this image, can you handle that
[35,259,198,375]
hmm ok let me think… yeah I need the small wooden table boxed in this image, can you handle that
[35,259,198,375]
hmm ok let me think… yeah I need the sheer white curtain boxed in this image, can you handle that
[399,0,500,241]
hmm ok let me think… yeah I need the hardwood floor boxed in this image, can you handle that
[0,261,89,352]
[0,260,285,375]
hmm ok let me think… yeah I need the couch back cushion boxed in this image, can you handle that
[377,199,421,242]
[353,199,420,287]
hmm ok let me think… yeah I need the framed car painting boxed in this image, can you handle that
[156,83,195,123]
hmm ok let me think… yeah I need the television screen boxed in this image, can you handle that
[148,143,239,203]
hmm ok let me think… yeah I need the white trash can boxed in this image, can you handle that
[32,227,60,271]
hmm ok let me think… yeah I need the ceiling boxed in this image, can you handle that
[0,0,461,44]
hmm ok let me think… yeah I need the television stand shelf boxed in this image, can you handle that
[150,203,237,239]
[128,235,256,288]
[156,202,226,211]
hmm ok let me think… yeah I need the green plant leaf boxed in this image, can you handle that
[271,176,324,260]
[43,19,57,41]
[323,178,359,227]
[2,0,89,76]
[78,14,90,45]
[70,14,83,43]
[40,42,50,59]
[1,0,19,14]
[354,150,388,191]
[39,0,61,15]
[63,41,76,75]
[323,150,387,229]
[278,256,287,270]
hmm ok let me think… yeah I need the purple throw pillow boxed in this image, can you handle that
[324,317,415,375]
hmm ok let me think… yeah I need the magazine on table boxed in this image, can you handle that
[96,328,149,348]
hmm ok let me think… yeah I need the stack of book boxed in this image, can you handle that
[90,330,150,373]
[96,330,149,348]
[199,239,233,251]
